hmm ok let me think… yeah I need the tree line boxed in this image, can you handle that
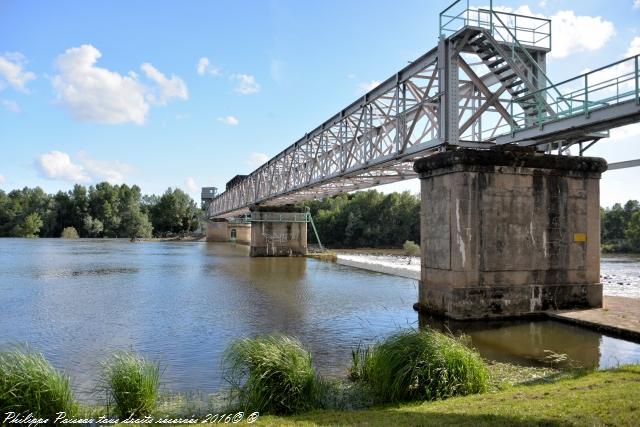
[601,200,640,252]
[305,190,640,253]
[305,190,420,248]
[0,183,199,239]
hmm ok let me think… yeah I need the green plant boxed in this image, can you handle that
[402,240,420,256]
[60,226,80,239]
[98,352,160,418]
[223,335,323,415]
[357,329,488,403]
[0,348,78,418]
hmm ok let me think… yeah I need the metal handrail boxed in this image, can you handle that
[510,54,640,129]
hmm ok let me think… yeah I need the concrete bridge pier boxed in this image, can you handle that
[206,219,251,244]
[249,206,308,257]
[413,148,607,320]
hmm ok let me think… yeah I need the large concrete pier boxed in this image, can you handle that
[413,148,607,320]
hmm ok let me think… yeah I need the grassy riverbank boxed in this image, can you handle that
[253,365,640,426]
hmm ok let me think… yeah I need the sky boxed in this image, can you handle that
[0,0,639,207]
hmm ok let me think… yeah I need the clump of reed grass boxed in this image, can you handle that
[223,335,323,415]
[353,329,489,403]
[0,348,78,418]
[98,352,160,419]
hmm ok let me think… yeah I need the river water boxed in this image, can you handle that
[1,239,639,399]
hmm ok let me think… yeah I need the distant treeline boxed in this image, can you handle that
[601,200,640,253]
[0,183,199,238]
[305,190,420,248]
[306,190,640,253]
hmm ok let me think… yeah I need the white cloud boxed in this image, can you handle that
[0,174,5,186]
[141,62,188,105]
[77,151,133,184]
[36,150,133,184]
[550,10,614,58]
[247,152,269,167]
[217,115,239,126]
[37,151,90,182]
[491,6,614,59]
[0,99,20,113]
[0,52,36,92]
[51,44,187,125]
[231,74,260,94]
[185,177,198,192]
[196,57,221,76]
[626,36,640,57]
[635,0,640,9]
[358,80,381,93]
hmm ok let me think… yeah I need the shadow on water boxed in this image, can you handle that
[420,314,608,368]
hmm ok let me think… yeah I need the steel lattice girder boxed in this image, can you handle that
[209,47,446,218]
[208,24,639,219]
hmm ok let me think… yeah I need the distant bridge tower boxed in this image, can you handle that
[201,187,218,210]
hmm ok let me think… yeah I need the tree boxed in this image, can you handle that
[19,212,43,238]
[625,211,640,252]
[83,215,104,237]
[61,226,79,239]
[149,188,198,236]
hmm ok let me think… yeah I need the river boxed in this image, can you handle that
[1,238,639,399]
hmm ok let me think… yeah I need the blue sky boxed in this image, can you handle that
[1,0,639,207]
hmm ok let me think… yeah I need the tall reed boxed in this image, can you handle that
[98,352,160,418]
[223,335,323,415]
[0,349,78,418]
[354,329,489,403]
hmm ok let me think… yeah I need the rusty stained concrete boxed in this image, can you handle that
[414,148,607,320]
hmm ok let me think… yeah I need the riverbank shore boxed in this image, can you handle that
[112,365,640,426]
[254,365,640,426]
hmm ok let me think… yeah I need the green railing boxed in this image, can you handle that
[250,212,310,223]
[509,54,640,130]
[439,1,551,50]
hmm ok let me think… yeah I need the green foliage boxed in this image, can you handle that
[353,330,488,403]
[403,240,420,256]
[98,352,160,419]
[0,183,199,238]
[305,190,420,248]
[148,188,198,236]
[20,212,44,237]
[60,226,79,239]
[601,200,640,252]
[223,335,324,415]
[0,349,78,419]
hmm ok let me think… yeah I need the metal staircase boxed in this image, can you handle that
[467,27,554,123]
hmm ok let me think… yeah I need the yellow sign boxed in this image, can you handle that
[574,233,587,242]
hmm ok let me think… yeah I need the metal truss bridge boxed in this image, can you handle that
[208,0,640,219]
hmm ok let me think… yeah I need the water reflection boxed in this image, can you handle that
[0,238,639,400]
[421,315,603,368]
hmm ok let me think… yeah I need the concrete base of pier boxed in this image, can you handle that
[205,219,251,244]
[413,148,607,320]
[249,207,308,257]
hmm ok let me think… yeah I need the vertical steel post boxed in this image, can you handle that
[635,55,640,105]
[584,74,589,117]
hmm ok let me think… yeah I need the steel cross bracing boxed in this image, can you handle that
[208,3,640,219]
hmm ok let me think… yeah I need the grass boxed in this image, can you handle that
[223,335,324,415]
[254,365,640,426]
[353,330,489,403]
[98,352,160,419]
[0,348,78,419]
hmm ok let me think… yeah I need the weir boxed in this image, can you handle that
[204,1,640,318]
